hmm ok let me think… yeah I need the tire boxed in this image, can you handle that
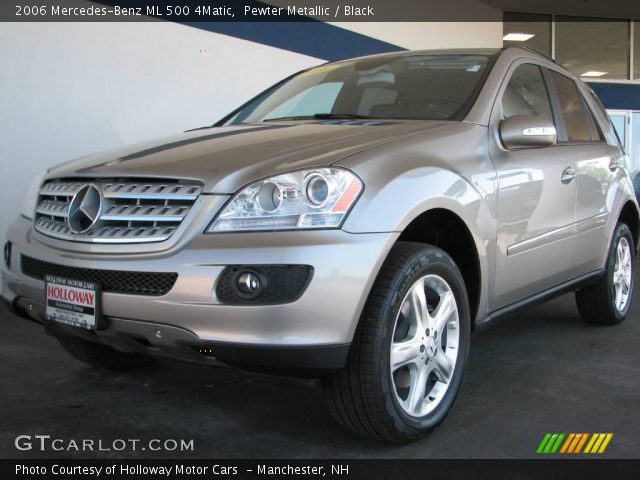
[57,335,154,371]
[322,242,471,443]
[576,222,635,325]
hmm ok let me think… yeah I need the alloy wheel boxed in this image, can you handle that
[613,236,633,312]
[390,274,460,417]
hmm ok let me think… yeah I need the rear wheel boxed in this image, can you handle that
[576,222,635,325]
[57,335,154,371]
[322,242,471,442]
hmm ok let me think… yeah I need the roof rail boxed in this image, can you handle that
[502,44,560,65]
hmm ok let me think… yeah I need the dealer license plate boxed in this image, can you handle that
[45,275,102,330]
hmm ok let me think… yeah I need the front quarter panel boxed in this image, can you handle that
[338,122,498,320]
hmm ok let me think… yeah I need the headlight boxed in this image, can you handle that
[21,170,48,220]
[208,168,363,232]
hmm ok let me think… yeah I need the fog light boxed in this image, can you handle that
[216,265,312,305]
[233,270,266,300]
[238,271,261,293]
[3,242,11,269]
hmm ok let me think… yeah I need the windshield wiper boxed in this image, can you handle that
[261,113,378,123]
[262,115,316,122]
[313,113,376,120]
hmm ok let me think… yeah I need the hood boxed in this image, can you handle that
[48,120,452,193]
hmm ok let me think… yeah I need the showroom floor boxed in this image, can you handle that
[1,274,639,459]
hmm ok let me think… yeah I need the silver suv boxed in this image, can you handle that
[2,47,638,442]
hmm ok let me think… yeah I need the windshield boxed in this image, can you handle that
[223,54,491,124]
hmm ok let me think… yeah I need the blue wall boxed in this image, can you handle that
[589,83,640,111]
[184,22,405,61]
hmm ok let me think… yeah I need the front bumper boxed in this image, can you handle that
[2,216,397,372]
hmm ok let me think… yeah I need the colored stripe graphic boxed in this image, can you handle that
[598,434,614,453]
[536,433,552,453]
[550,434,565,453]
[574,433,589,453]
[584,433,613,454]
[584,434,599,453]
[538,433,613,454]
[559,433,575,453]
[537,433,565,454]
[564,433,586,454]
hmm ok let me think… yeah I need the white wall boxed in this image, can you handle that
[0,21,324,266]
[333,22,502,50]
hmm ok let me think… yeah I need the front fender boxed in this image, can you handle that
[337,122,498,320]
[341,165,497,321]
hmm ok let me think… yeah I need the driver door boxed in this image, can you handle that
[489,62,578,309]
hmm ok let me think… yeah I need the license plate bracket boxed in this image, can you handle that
[45,275,103,330]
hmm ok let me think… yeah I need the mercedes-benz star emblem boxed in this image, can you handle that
[67,184,103,234]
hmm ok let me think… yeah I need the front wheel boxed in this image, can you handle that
[322,242,471,443]
[576,222,635,325]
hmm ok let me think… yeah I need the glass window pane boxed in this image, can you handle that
[502,64,553,120]
[549,71,592,142]
[503,12,551,56]
[584,105,603,141]
[555,17,629,80]
[263,82,343,120]
[358,88,398,115]
[609,114,626,149]
[634,21,640,79]
[589,91,623,148]
[231,54,490,123]
[632,113,640,175]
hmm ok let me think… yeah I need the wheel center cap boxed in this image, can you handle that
[424,337,437,358]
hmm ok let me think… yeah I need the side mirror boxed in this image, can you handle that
[499,115,557,149]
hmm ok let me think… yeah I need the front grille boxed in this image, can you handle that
[34,179,202,243]
[21,255,178,296]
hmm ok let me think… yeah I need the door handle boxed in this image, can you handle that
[561,167,576,184]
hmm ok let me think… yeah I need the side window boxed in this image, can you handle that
[588,90,623,148]
[583,102,604,141]
[502,64,553,120]
[548,71,592,142]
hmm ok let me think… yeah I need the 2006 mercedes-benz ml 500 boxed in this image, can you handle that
[2,47,638,442]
